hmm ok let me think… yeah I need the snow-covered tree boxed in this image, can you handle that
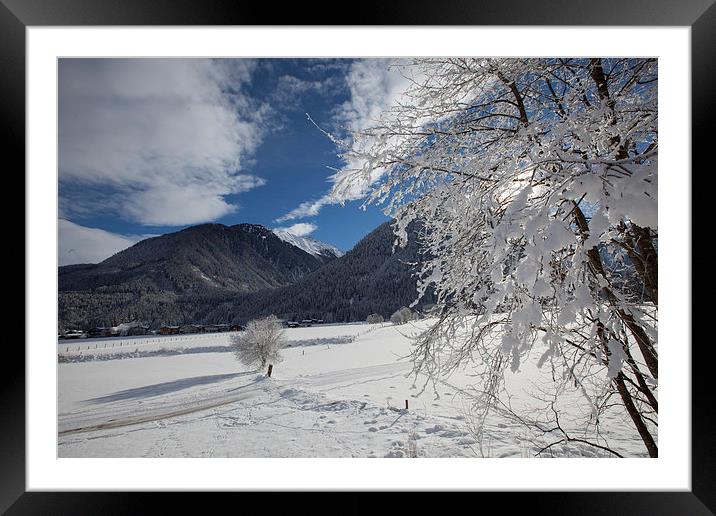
[389,310,404,325]
[390,306,415,325]
[231,315,285,370]
[367,313,385,324]
[331,58,658,457]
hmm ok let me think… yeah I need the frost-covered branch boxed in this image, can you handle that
[329,58,658,457]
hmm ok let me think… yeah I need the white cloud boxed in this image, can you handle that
[328,59,419,204]
[59,219,152,266]
[276,75,326,96]
[123,176,266,227]
[271,74,345,107]
[275,195,331,223]
[59,58,268,226]
[337,59,413,135]
[276,59,414,222]
[274,222,317,237]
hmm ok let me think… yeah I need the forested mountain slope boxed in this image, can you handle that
[204,221,434,324]
[58,223,336,330]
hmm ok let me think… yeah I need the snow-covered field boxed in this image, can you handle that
[58,321,648,458]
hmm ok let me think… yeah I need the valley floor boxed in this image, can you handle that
[58,321,650,458]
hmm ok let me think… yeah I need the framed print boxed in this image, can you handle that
[4,0,712,513]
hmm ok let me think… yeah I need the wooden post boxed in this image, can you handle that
[405,399,409,410]
[267,364,273,377]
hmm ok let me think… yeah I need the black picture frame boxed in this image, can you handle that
[4,0,710,513]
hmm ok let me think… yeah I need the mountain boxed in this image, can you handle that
[272,229,344,260]
[58,223,337,330]
[58,220,433,331]
[202,221,435,325]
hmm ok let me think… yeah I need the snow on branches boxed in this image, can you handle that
[231,315,285,370]
[331,58,658,457]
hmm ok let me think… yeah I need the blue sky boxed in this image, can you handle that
[58,58,408,265]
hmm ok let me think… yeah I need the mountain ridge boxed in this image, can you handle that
[58,222,337,330]
[58,221,431,331]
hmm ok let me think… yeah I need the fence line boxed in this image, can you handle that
[58,322,389,356]
[59,331,240,355]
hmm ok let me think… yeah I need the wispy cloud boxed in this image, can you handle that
[336,59,413,136]
[59,219,153,266]
[274,222,317,237]
[59,58,270,227]
[276,59,413,222]
[271,73,346,108]
[275,195,331,223]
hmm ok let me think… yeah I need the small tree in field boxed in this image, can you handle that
[367,313,384,324]
[231,315,285,371]
[390,306,414,325]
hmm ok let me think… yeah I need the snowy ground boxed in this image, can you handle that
[58,321,649,458]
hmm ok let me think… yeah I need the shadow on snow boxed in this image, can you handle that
[83,371,256,404]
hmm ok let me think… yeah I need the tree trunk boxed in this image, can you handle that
[629,224,658,305]
[614,373,658,457]
[573,204,659,380]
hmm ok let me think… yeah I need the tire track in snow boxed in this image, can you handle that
[299,362,412,388]
[59,381,266,436]
[59,361,411,436]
